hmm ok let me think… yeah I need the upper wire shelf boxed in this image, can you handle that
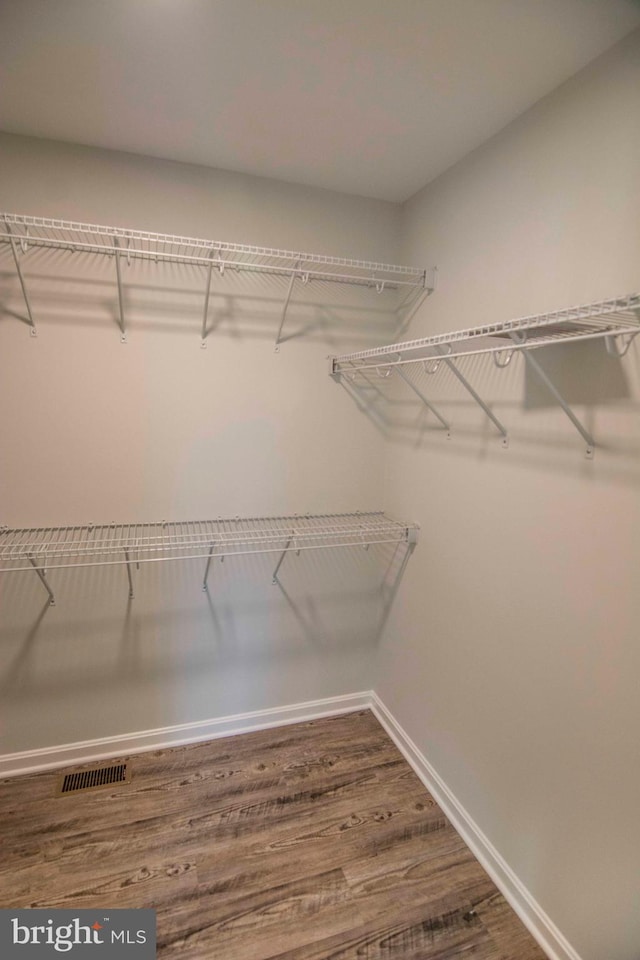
[0,213,426,285]
[0,213,432,349]
[330,294,640,370]
[0,511,419,605]
[330,294,640,458]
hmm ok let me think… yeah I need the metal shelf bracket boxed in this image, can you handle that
[27,554,55,605]
[605,331,638,359]
[123,549,134,599]
[202,543,217,591]
[272,534,294,583]
[274,260,301,352]
[113,236,127,343]
[435,345,509,447]
[511,334,595,458]
[329,356,342,380]
[200,250,216,348]
[394,269,436,340]
[394,365,451,437]
[3,221,37,336]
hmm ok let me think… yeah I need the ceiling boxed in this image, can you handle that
[1,0,638,202]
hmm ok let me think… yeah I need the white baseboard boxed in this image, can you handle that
[0,690,371,779]
[370,693,582,960]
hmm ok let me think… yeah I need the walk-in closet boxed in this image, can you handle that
[1,4,639,960]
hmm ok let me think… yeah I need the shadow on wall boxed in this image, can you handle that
[0,541,414,746]
[0,243,425,353]
[334,339,640,484]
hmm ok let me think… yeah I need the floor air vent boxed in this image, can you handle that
[57,762,131,796]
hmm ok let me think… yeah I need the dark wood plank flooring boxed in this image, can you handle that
[0,710,547,959]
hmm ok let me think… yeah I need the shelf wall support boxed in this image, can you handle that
[395,286,431,341]
[27,555,55,605]
[510,334,595,458]
[202,543,216,591]
[113,236,127,342]
[434,346,509,447]
[605,332,638,358]
[272,535,293,583]
[394,366,451,436]
[123,549,134,599]
[274,262,300,352]
[200,251,215,348]
[4,222,37,336]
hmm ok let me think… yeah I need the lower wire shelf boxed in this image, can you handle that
[0,511,419,605]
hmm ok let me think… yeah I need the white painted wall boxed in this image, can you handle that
[0,134,401,752]
[377,30,640,960]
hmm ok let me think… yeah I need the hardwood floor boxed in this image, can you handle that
[0,711,547,959]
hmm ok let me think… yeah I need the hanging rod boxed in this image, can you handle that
[0,512,419,605]
[330,294,640,457]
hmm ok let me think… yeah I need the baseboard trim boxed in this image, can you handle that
[0,691,372,779]
[370,693,582,960]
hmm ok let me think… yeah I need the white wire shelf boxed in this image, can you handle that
[0,212,431,349]
[330,294,640,458]
[0,213,426,286]
[0,512,419,605]
[330,294,640,370]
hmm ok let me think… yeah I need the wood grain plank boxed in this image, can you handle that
[259,896,499,960]
[156,869,356,960]
[477,890,549,960]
